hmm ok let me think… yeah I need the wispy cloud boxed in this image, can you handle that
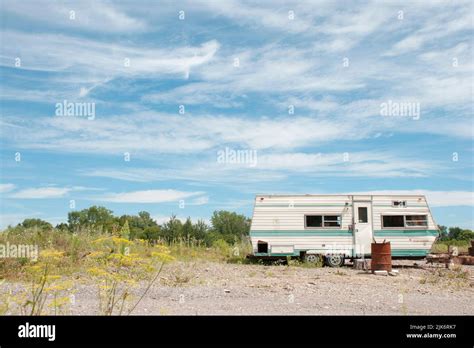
[1,0,472,230]
[2,0,148,33]
[9,187,72,199]
[7,185,100,199]
[0,184,16,193]
[96,189,205,203]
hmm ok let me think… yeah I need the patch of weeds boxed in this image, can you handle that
[419,265,470,288]
[335,270,347,276]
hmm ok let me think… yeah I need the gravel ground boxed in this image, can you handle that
[2,260,473,315]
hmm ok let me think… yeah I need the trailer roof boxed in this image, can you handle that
[255,194,427,197]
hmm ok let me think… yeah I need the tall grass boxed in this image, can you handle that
[0,227,253,280]
[431,240,470,254]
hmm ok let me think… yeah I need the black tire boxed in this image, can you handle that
[304,253,322,264]
[325,254,345,267]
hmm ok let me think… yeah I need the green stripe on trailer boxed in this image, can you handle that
[374,230,438,237]
[250,230,353,237]
[391,249,430,257]
[254,248,429,257]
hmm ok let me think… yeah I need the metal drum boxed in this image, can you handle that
[371,242,392,272]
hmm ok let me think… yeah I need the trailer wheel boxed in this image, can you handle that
[304,253,322,264]
[325,254,344,267]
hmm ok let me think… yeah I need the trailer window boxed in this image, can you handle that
[382,215,404,228]
[306,215,341,228]
[323,215,341,227]
[392,200,407,207]
[306,215,322,227]
[358,207,368,223]
[405,215,428,227]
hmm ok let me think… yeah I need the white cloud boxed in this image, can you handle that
[9,187,71,199]
[3,0,148,33]
[0,30,219,82]
[96,189,204,203]
[3,112,367,155]
[81,149,439,189]
[0,184,16,193]
[190,196,210,205]
[384,5,472,57]
[7,185,99,199]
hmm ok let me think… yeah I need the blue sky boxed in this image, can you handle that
[0,0,473,229]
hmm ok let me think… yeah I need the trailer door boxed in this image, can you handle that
[353,201,373,257]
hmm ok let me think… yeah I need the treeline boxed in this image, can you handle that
[438,225,474,241]
[9,206,251,246]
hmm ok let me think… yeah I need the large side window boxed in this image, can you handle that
[382,215,429,228]
[382,215,404,228]
[405,215,428,227]
[305,215,341,228]
[306,215,322,227]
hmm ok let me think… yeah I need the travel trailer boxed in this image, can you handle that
[249,194,439,267]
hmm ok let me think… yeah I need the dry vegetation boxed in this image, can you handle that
[0,228,472,315]
[0,227,251,315]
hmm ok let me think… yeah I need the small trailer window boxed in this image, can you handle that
[358,207,368,223]
[305,215,341,228]
[392,200,407,207]
[323,215,341,227]
[382,215,404,227]
[405,215,428,227]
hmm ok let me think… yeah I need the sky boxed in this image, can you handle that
[0,0,473,229]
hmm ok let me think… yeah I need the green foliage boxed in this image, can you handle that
[160,215,184,242]
[20,218,52,231]
[67,206,116,233]
[437,225,474,241]
[210,210,251,244]
[212,239,231,255]
[7,208,251,246]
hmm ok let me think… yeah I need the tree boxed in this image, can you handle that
[160,215,183,242]
[457,229,474,241]
[67,206,116,233]
[210,210,251,244]
[142,225,161,242]
[117,211,160,240]
[20,218,52,230]
[193,219,209,241]
[448,227,464,240]
[182,217,194,239]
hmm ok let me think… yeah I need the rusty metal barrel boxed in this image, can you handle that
[371,242,392,272]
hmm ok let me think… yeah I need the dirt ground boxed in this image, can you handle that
[27,259,472,315]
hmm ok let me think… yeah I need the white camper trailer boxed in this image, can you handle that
[249,194,439,267]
